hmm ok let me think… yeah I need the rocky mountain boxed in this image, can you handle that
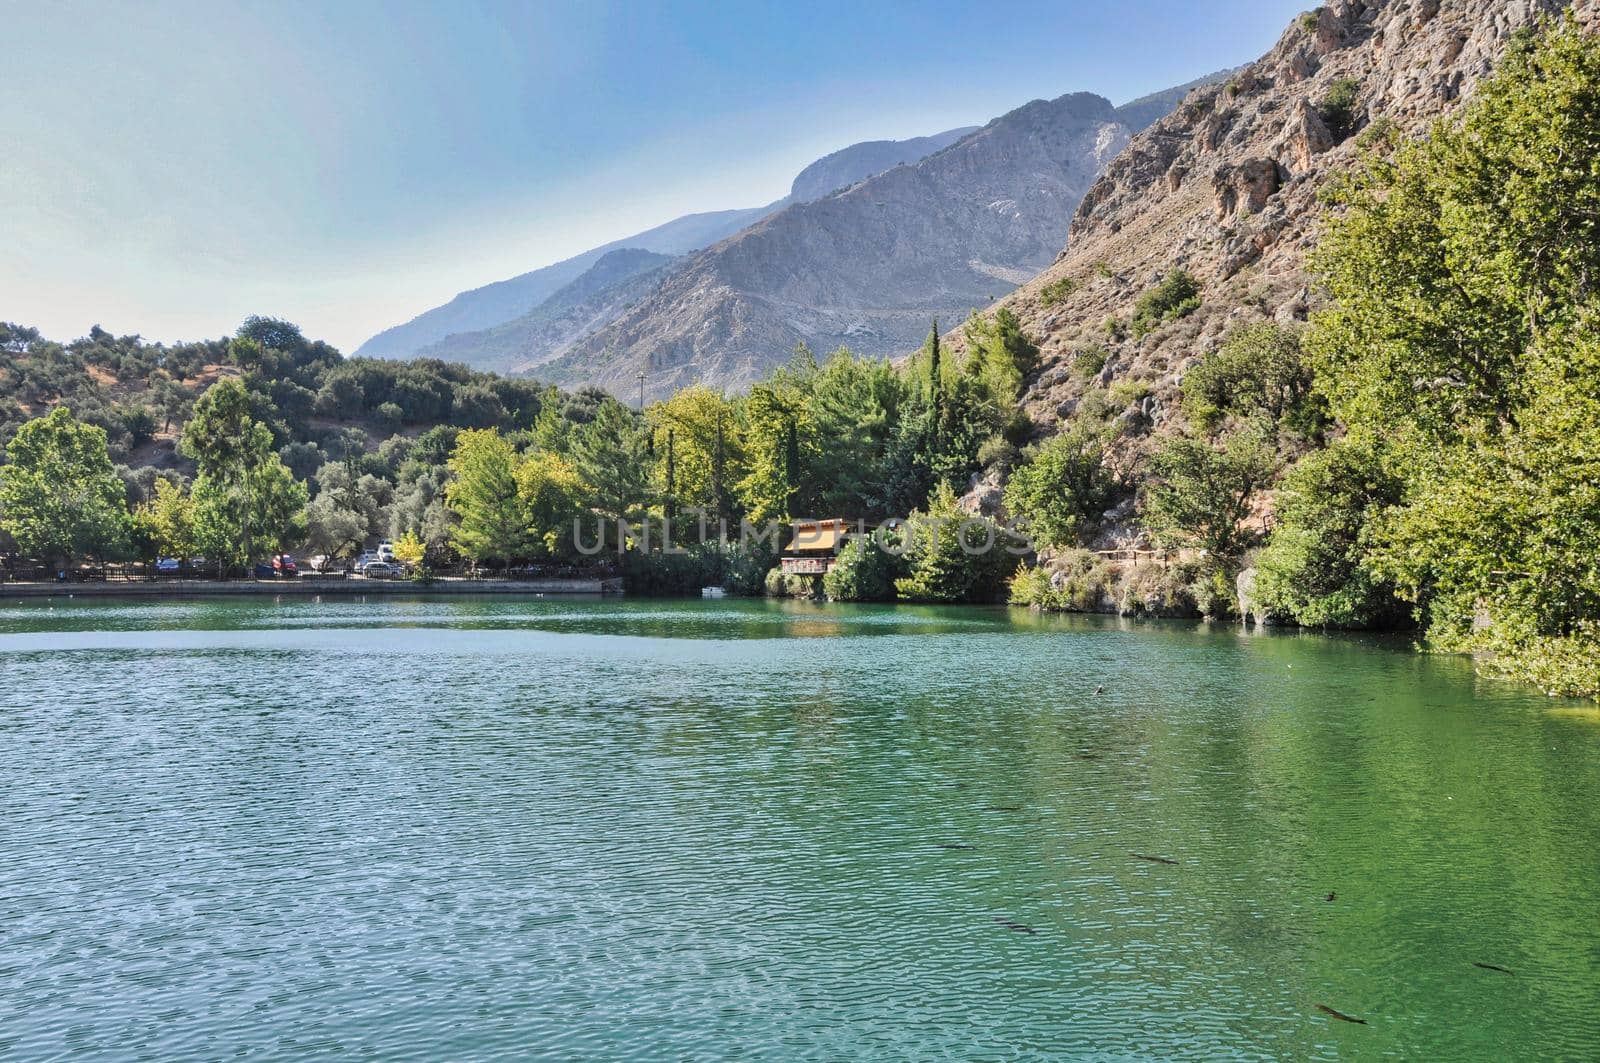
[357,126,979,363]
[353,206,772,361]
[785,127,979,203]
[948,0,1595,523]
[547,92,1154,399]
[413,248,679,373]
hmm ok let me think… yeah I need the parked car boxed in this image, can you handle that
[353,551,380,573]
[155,557,182,574]
[272,554,298,577]
[252,560,277,578]
[377,541,396,562]
[361,561,399,579]
[307,554,332,572]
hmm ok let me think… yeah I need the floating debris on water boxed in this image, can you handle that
[1473,962,1514,975]
[1131,853,1178,866]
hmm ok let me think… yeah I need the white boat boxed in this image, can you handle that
[701,586,727,599]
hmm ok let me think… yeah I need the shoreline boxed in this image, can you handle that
[0,577,623,600]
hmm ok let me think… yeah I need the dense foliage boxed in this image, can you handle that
[2,301,1032,601]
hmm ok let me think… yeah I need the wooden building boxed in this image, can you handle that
[779,519,850,575]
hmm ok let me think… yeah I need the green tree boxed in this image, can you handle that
[181,378,307,568]
[572,398,652,524]
[1253,439,1406,628]
[305,461,392,560]
[1144,429,1278,564]
[1181,322,1323,438]
[445,429,532,565]
[0,407,130,563]
[1308,18,1600,694]
[516,450,588,556]
[131,478,196,561]
[808,349,904,518]
[738,374,817,523]
[894,482,1013,602]
[823,530,906,602]
[1002,423,1117,549]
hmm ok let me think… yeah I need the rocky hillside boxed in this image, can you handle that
[951,0,1594,526]
[549,93,1148,399]
[413,249,679,373]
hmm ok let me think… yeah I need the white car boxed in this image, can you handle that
[376,541,396,562]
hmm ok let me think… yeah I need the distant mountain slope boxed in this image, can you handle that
[545,92,1142,399]
[415,248,679,373]
[357,124,979,362]
[786,126,979,203]
[352,206,772,360]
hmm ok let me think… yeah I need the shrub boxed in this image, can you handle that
[1252,439,1408,629]
[1039,276,1079,307]
[1008,549,1112,611]
[764,567,821,599]
[1103,316,1128,342]
[1116,558,1203,619]
[1131,271,1202,339]
[824,532,906,602]
[1108,379,1152,407]
[1075,344,1109,379]
[1319,78,1362,140]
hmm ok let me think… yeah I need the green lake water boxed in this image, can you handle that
[2,595,1598,1060]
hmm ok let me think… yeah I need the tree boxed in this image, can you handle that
[516,451,587,557]
[963,308,1039,408]
[131,479,196,561]
[392,530,426,569]
[1253,439,1406,628]
[823,531,906,602]
[305,461,392,560]
[1307,18,1600,693]
[894,482,1012,602]
[1002,423,1118,549]
[1143,429,1278,564]
[809,349,905,518]
[647,386,746,521]
[191,455,307,566]
[0,407,130,563]
[1181,322,1323,438]
[181,378,307,568]
[572,398,652,524]
[445,429,532,565]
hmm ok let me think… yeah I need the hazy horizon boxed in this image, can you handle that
[3,0,1307,352]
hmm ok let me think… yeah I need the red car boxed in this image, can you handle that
[272,554,298,577]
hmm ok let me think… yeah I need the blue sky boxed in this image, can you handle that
[2,0,1309,352]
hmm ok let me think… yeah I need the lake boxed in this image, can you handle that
[2,595,1598,1060]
